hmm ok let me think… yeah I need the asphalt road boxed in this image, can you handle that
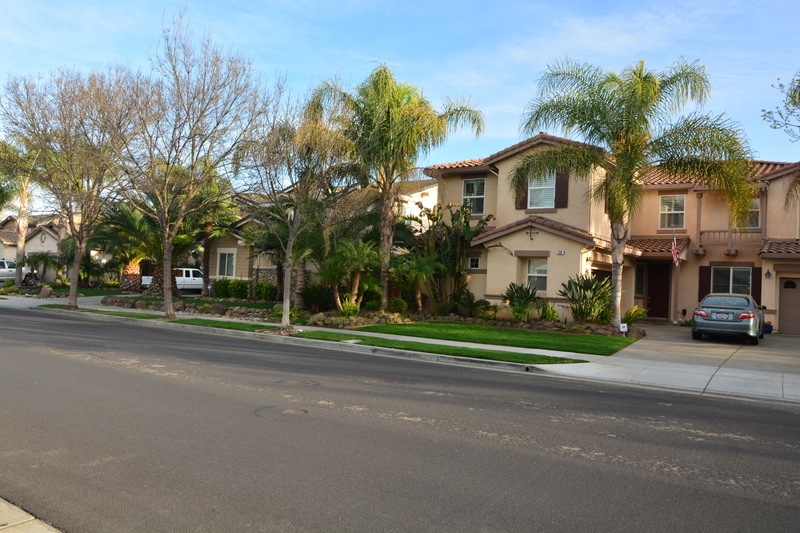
[2,307,799,532]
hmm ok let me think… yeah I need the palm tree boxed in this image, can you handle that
[312,64,484,311]
[509,58,757,326]
[393,251,443,313]
[93,204,156,292]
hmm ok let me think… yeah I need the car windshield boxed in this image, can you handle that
[702,296,749,307]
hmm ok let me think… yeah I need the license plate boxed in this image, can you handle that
[714,312,729,320]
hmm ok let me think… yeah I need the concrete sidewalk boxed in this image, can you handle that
[1,294,799,531]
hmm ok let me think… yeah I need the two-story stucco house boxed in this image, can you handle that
[425,133,800,334]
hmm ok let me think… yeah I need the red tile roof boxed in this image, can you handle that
[760,240,800,255]
[627,237,690,254]
[472,215,595,246]
[640,161,792,186]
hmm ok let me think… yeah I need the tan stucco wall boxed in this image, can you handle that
[209,235,253,280]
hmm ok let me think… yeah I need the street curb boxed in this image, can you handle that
[31,307,547,375]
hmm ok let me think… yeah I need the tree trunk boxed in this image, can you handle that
[415,283,423,313]
[294,257,306,310]
[14,188,29,287]
[281,241,293,328]
[379,184,395,311]
[68,242,86,309]
[162,238,175,319]
[201,222,212,297]
[610,220,629,327]
[119,262,142,292]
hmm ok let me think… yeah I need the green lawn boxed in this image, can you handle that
[48,288,122,297]
[356,322,635,356]
[295,331,587,365]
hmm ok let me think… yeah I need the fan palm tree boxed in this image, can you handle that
[312,64,484,311]
[509,58,757,325]
[92,203,157,291]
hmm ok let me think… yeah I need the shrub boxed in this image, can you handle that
[196,303,211,314]
[453,288,491,317]
[4,280,14,288]
[475,305,497,321]
[253,281,277,302]
[388,297,408,314]
[362,299,380,311]
[339,298,360,317]
[539,300,559,321]
[213,278,231,298]
[268,305,304,323]
[622,305,648,325]
[502,282,539,322]
[229,279,248,299]
[433,301,457,316]
[557,274,612,324]
[301,282,333,313]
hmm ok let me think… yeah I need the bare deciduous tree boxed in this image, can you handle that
[237,93,357,328]
[111,19,273,318]
[1,69,124,307]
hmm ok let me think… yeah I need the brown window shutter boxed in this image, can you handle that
[555,172,569,208]
[698,266,711,301]
[751,267,762,304]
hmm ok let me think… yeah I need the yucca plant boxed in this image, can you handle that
[502,282,539,323]
[558,274,613,324]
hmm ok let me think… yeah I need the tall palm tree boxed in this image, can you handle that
[312,64,484,310]
[509,58,757,325]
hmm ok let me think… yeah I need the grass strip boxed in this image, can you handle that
[295,331,587,365]
[169,318,274,332]
[356,322,634,356]
[82,310,163,319]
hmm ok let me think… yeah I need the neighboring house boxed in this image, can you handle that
[0,214,66,282]
[425,132,800,334]
[207,180,439,290]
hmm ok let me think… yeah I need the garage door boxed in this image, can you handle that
[779,278,800,335]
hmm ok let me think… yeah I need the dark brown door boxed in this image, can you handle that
[646,263,671,319]
[779,278,800,334]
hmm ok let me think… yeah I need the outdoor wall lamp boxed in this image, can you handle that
[765,269,772,279]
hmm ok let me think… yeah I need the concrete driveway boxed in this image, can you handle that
[616,323,800,374]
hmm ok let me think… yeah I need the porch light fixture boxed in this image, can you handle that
[765,269,772,279]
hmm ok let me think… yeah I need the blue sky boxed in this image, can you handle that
[2,0,798,169]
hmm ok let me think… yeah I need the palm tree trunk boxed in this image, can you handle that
[163,238,175,319]
[119,262,141,292]
[294,258,306,310]
[379,185,394,311]
[610,220,628,327]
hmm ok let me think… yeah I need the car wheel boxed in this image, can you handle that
[692,331,702,340]
[749,335,759,346]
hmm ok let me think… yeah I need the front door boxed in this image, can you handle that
[779,278,800,334]
[646,263,671,319]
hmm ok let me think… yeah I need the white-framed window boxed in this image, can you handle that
[711,266,751,295]
[462,178,485,215]
[660,195,685,229]
[468,256,480,269]
[527,258,548,291]
[740,198,760,229]
[218,250,235,277]
[528,170,556,209]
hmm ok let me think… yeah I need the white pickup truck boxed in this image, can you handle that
[140,268,204,292]
[0,260,38,285]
